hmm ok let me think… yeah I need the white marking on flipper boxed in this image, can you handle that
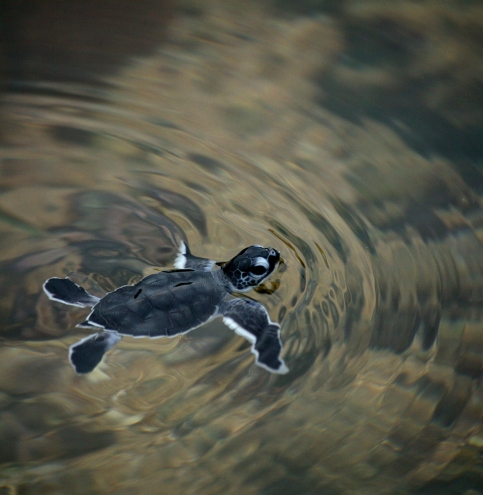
[174,241,216,272]
[76,320,104,329]
[43,277,100,308]
[103,331,123,349]
[83,307,221,339]
[223,316,256,343]
[68,331,122,374]
[223,316,289,374]
[174,241,187,269]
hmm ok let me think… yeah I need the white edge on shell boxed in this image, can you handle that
[70,313,220,375]
[42,277,100,308]
[128,314,216,339]
[222,316,289,375]
[79,307,220,340]
[174,241,187,269]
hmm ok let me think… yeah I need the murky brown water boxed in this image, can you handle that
[1,1,483,494]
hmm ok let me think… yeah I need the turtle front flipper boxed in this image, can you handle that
[174,241,215,271]
[221,298,288,374]
[43,277,100,308]
[69,332,122,374]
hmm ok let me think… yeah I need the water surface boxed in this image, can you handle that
[1,1,483,494]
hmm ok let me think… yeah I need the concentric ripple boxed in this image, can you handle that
[1,2,483,495]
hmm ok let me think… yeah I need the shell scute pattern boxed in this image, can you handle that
[166,304,197,334]
[89,270,224,338]
[145,286,176,312]
[171,284,197,305]
[125,295,153,320]
[191,292,215,322]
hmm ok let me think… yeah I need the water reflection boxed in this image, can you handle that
[1,0,483,494]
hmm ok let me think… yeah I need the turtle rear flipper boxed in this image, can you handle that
[43,277,100,308]
[222,298,288,374]
[69,332,122,374]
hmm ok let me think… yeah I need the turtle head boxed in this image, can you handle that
[222,245,280,292]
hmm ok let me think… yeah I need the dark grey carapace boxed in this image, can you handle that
[43,242,288,375]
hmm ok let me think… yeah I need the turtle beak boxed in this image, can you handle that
[271,248,282,265]
[271,248,282,264]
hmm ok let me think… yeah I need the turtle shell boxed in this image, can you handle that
[86,269,227,337]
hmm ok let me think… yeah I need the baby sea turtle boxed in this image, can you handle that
[43,242,288,375]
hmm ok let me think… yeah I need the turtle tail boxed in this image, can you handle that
[43,277,100,308]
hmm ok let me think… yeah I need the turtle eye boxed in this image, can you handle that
[249,265,267,276]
